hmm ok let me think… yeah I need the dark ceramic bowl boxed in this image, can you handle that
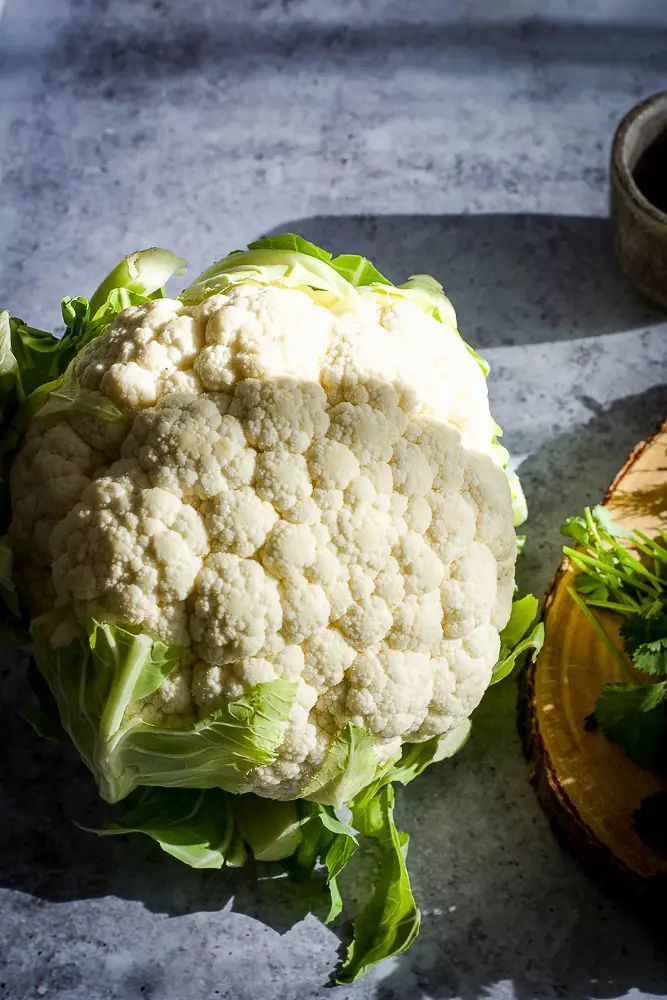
[610,90,667,309]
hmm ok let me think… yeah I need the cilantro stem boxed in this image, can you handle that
[584,599,639,614]
[608,538,663,588]
[632,531,667,570]
[567,586,636,683]
[585,506,604,549]
[563,547,658,597]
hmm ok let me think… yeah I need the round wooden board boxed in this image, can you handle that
[520,419,667,890]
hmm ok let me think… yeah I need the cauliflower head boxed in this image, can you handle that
[7,238,517,803]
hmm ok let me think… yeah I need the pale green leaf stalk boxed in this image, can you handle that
[88,248,187,315]
[35,384,126,425]
[301,723,385,807]
[31,614,297,804]
[181,247,358,305]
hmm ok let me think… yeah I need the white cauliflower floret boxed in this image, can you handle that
[204,487,278,557]
[341,648,435,740]
[230,378,329,453]
[404,496,432,534]
[190,553,283,664]
[260,521,318,578]
[254,448,313,516]
[156,368,203,398]
[370,293,496,455]
[76,298,203,407]
[63,400,131,456]
[279,575,331,644]
[440,541,500,640]
[9,421,101,568]
[102,361,158,409]
[302,630,357,690]
[122,394,255,500]
[391,440,434,496]
[49,477,208,645]
[194,284,333,389]
[395,532,445,595]
[373,556,406,608]
[132,661,196,728]
[245,675,332,799]
[307,438,360,489]
[427,490,477,564]
[407,421,466,493]
[410,624,501,741]
[337,596,393,651]
[10,273,518,801]
[328,401,403,465]
[388,591,444,653]
[192,655,280,707]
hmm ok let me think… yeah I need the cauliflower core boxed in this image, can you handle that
[10,283,516,798]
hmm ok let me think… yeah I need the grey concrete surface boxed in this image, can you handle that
[1,1,667,998]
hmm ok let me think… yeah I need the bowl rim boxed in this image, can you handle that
[612,88,667,224]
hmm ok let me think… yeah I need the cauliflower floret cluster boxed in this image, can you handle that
[9,283,516,799]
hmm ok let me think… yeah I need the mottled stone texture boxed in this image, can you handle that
[1,1,667,998]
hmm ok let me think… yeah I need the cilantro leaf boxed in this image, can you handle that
[620,613,667,677]
[560,515,592,547]
[593,681,667,769]
[574,574,611,602]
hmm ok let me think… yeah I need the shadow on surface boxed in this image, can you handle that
[375,679,667,1000]
[5,14,667,77]
[517,385,667,596]
[4,659,667,999]
[263,213,663,346]
[613,474,667,521]
[0,651,331,935]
